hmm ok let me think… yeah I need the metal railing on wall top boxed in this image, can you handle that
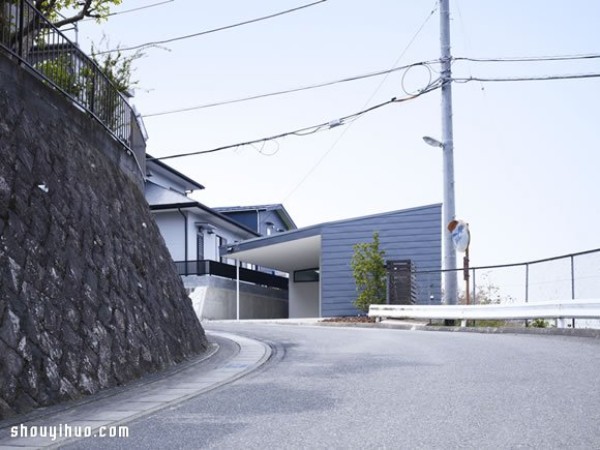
[174,259,289,291]
[0,0,134,147]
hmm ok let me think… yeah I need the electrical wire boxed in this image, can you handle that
[454,73,600,83]
[106,0,175,17]
[142,51,600,117]
[81,0,175,21]
[142,61,438,118]
[146,82,441,162]
[281,0,439,205]
[454,53,600,63]
[96,0,328,55]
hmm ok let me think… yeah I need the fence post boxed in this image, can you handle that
[472,268,476,304]
[524,263,529,327]
[571,255,575,328]
[89,70,96,113]
[17,0,24,58]
[236,259,240,321]
[525,263,529,303]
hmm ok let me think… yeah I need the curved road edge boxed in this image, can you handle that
[0,331,272,449]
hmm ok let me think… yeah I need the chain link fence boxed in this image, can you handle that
[411,248,600,329]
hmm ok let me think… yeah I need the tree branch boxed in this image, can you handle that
[50,0,94,28]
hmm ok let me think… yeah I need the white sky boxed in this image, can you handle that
[73,0,600,268]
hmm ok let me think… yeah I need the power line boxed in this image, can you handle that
[97,0,328,55]
[146,82,441,162]
[454,73,600,83]
[106,0,175,17]
[141,52,600,118]
[82,0,175,21]
[281,0,440,204]
[142,61,438,118]
[454,53,600,64]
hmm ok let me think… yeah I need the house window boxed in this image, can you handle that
[196,233,204,260]
[266,221,274,236]
[293,268,320,282]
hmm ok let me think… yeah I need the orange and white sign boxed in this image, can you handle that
[448,219,470,253]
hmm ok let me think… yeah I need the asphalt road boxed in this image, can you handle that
[64,323,600,449]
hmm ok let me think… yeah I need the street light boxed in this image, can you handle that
[423,135,458,306]
[422,136,443,148]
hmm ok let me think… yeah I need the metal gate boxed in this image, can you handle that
[387,260,416,305]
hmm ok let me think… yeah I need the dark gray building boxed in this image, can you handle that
[224,203,442,317]
[214,204,297,236]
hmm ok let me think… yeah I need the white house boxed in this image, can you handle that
[144,158,291,320]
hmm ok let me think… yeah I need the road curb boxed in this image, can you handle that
[208,318,600,338]
[0,331,271,449]
[318,319,600,338]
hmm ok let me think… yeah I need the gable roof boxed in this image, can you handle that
[146,157,205,192]
[214,204,297,230]
[145,181,259,238]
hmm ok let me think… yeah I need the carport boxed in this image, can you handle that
[222,204,442,319]
[223,226,323,318]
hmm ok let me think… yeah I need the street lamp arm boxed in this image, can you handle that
[422,136,443,148]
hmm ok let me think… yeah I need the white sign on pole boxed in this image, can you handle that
[448,219,470,253]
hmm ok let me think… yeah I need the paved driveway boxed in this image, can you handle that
[65,323,600,449]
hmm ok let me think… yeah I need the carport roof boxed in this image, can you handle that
[222,203,442,274]
[223,225,323,273]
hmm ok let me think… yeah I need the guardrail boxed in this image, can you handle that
[368,299,600,327]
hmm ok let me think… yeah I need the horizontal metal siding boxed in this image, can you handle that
[320,204,441,317]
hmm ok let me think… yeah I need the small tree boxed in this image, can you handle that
[90,38,145,95]
[351,232,386,312]
[34,0,122,28]
[458,274,516,305]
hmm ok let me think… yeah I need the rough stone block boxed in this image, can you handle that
[0,54,208,419]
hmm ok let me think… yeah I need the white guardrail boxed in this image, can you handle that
[368,299,600,325]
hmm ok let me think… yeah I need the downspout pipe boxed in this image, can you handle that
[177,208,188,275]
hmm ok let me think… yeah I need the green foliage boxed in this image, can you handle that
[530,318,549,328]
[351,232,386,312]
[35,55,82,96]
[35,0,122,26]
[90,40,144,95]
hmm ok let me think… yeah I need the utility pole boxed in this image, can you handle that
[440,0,458,305]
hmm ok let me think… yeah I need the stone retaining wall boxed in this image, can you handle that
[0,53,208,419]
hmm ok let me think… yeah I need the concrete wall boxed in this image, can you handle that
[289,280,320,318]
[183,276,288,320]
[0,53,207,419]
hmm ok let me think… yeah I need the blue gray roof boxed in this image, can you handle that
[145,181,259,238]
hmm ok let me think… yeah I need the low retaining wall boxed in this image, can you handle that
[184,275,288,320]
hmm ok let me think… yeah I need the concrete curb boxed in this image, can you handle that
[208,317,600,338]
[319,319,600,338]
[401,323,600,338]
[0,331,271,449]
